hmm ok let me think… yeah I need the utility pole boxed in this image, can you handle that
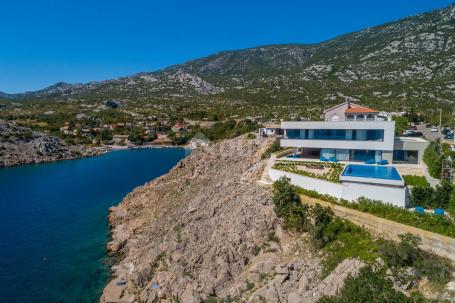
[439,108,442,132]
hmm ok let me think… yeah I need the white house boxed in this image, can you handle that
[280,101,428,164]
[259,122,283,138]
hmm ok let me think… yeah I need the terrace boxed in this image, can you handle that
[272,160,345,183]
[268,148,414,207]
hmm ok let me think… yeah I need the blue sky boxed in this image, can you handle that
[0,0,453,93]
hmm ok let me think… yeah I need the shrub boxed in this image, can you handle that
[309,204,337,248]
[402,175,429,187]
[275,180,452,289]
[272,177,309,231]
[432,181,453,209]
[261,140,282,159]
[273,161,344,183]
[246,133,256,139]
[423,141,442,179]
[378,234,451,286]
[410,186,435,207]
[448,191,455,218]
[378,234,420,268]
[252,245,261,256]
[317,267,410,303]
[297,187,455,238]
[411,181,453,209]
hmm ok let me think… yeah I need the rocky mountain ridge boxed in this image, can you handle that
[1,4,454,106]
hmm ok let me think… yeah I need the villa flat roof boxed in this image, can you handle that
[345,107,378,114]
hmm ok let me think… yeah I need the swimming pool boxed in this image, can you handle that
[341,164,402,181]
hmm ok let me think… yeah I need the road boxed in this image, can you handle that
[416,124,455,145]
[416,124,442,142]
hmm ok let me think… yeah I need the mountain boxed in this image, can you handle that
[2,4,454,107]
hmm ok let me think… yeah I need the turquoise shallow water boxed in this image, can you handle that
[0,148,188,303]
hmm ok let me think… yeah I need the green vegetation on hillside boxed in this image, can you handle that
[273,178,451,302]
[200,120,259,141]
[296,187,455,238]
[423,141,443,179]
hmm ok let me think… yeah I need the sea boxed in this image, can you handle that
[0,148,188,302]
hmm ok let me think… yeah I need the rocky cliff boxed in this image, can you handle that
[102,136,364,302]
[0,120,103,167]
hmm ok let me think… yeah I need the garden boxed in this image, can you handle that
[272,160,345,183]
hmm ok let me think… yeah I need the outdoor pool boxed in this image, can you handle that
[341,164,402,181]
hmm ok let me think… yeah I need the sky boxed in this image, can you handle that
[0,0,454,93]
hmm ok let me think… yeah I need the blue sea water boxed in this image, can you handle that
[0,148,188,303]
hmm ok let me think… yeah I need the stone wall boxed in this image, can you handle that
[301,195,455,262]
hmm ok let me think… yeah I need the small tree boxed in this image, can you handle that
[423,141,443,179]
[272,177,308,231]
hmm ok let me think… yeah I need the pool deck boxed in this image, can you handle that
[340,165,405,187]
[275,155,437,186]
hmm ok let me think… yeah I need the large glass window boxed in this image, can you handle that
[285,129,384,141]
[352,150,381,161]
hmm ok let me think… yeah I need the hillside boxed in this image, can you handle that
[0,121,104,167]
[101,137,364,302]
[101,136,455,302]
[1,4,454,109]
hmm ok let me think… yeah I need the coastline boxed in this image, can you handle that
[0,147,189,302]
[0,144,193,169]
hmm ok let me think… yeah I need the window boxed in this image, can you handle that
[286,129,383,141]
[352,150,378,161]
[393,150,418,164]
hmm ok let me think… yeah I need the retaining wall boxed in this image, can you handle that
[301,196,455,262]
[270,168,407,207]
[269,168,343,198]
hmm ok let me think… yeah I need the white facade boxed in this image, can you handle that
[281,120,396,163]
[281,101,430,164]
[269,168,408,207]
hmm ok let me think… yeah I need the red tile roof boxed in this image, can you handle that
[345,106,378,114]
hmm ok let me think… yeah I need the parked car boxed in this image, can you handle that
[425,123,432,128]
[403,131,424,137]
[445,133,454,140]
[403,129,417,135]
[431,126,439,132]
[410,125,417,130]
[442,127,452,135]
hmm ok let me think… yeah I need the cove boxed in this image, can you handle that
[0,148,188,303]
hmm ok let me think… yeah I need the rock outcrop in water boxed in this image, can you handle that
[0,120,104,167]
[102,136,365,302]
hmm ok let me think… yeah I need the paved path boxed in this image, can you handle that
[257,156,275,186]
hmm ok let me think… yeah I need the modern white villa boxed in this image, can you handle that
[268,101,430,208]
[280,101,427,164]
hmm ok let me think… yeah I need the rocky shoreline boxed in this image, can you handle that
[0,120,107,168]
[101,136,371,303]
